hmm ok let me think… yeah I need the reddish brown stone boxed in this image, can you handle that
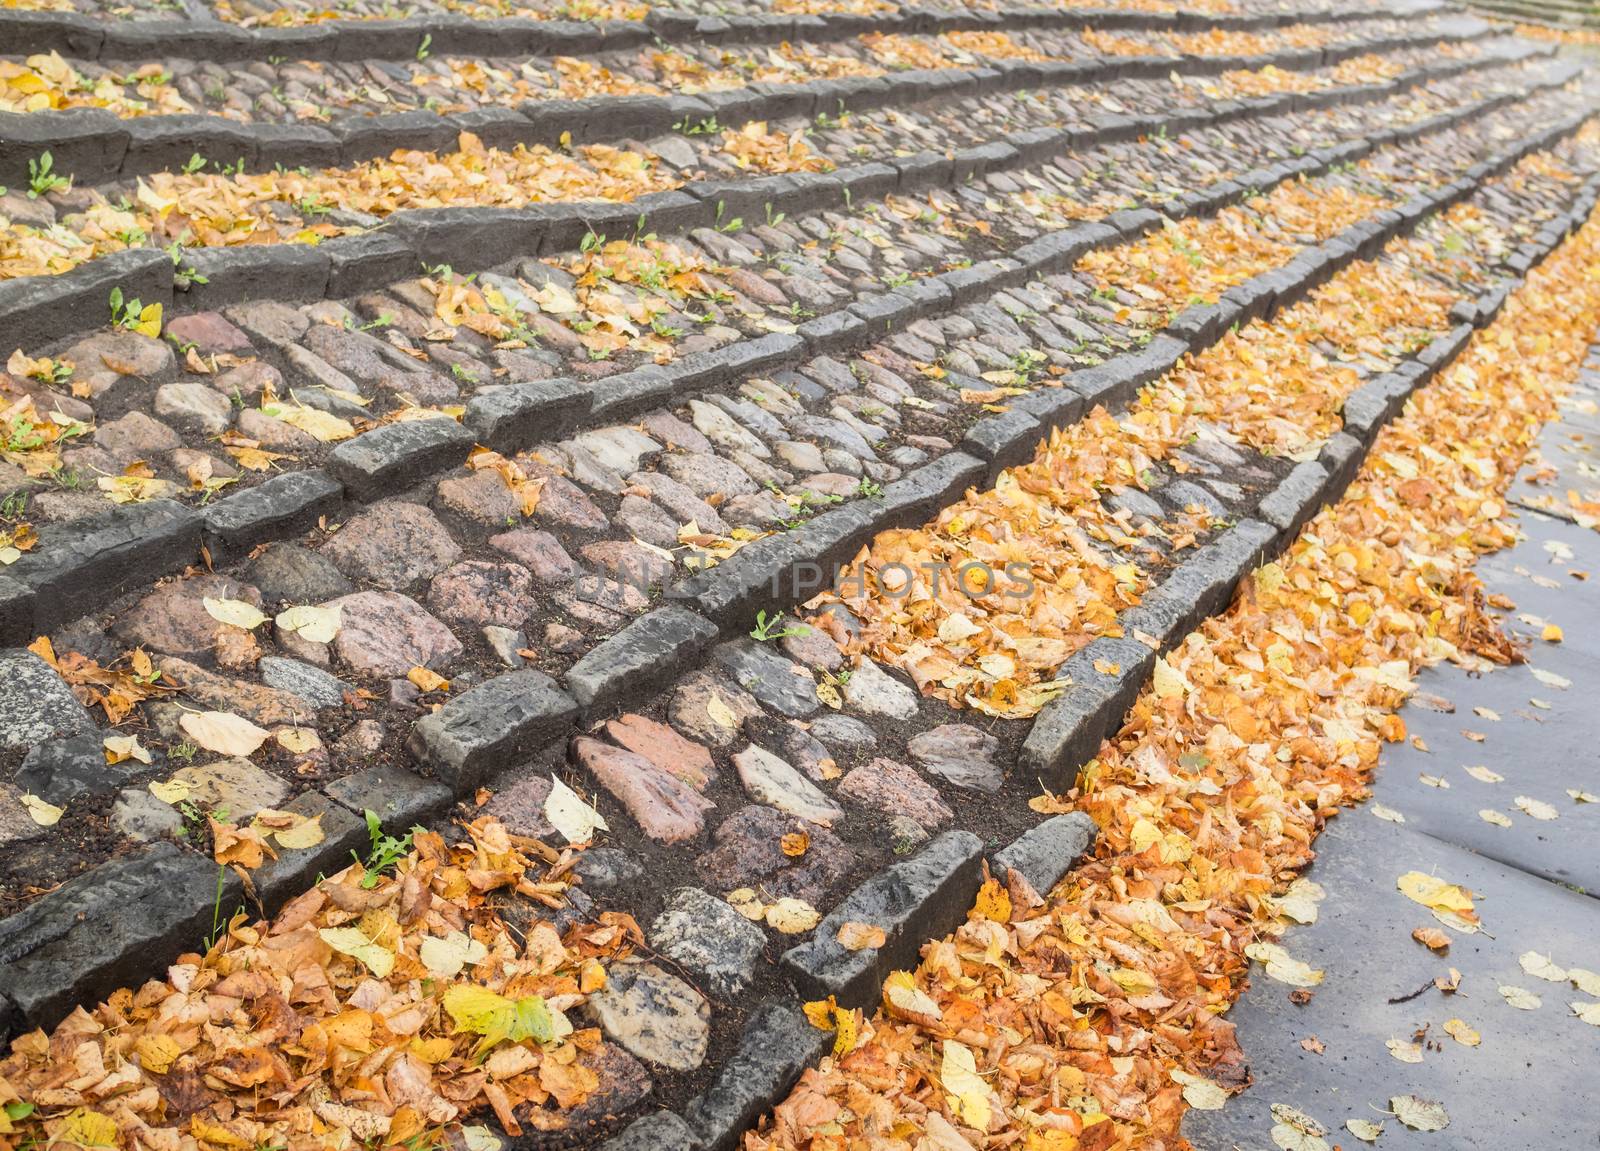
[837,757,952,832]
[604,714,716,791]
[160,657,314,727]
[489,528,579,582]
[571,736,713,845]
[426,561,533,630]
[328,590,463,678]
[113,574,262,659]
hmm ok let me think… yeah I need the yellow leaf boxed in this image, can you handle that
[103,733,152,765]
[883,969,942,1020]
[726,888,766,920]
[20,793,62,826]
[410,1036,455,1064]
[135,1033,183,1074]
[1389,1095,1449,1132]
[1385,1037,1423,1063]
[705,692,737,730]
[180,710,270,756]
[266,403,355,442]
[765,897,820,934]
[1129,816,1162,853]
[275,603,341,644]
[407,666,449,693]
[1243,941,1323,986]
[835,921,887,951]
[1499,985,1541,1009]
[190,1117,251,1148]
[1110,967,1159,994]
[1346,1119,1384,1143]
[1514,795,1559,821]
[318,925,396,978]
[203,596,267,630]
[271,812,326,850]
[1170,1069,1226,1110]
[149,777,191,804]
[1519,951,1568,982]
[940,1040,992,1131]
[134,302,163,338]
[1152,656,1190,699]
[53,1109,119,1148]
[1396,871,1475,915]
[98,474,179,504]
[544,775,608,844]
[419,930,489,979]
[275,727,322,754]
[972,878,1011,922]
[1542,623,1563,642]
[1443,1018,1480,1046]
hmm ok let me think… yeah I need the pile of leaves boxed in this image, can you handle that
[1081,24,1332,59]
[0,392,91,477]
[748,156,1600,1151]
[27,637,177,724]
[649,43,883,94]
[809,395,1208,719]
[1172,241,1458,457]
[1510,22,1600,48]
[1,132,680,281]
[772,0,896,15]
[1048,0,1235,13]
[0,816,635,1151]
[0,53,192,117]
[211,0,646,27]
[1076,175,1392,322]
[720,121,835,175]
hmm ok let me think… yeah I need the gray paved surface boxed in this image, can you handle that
[1183,403,1600,1150]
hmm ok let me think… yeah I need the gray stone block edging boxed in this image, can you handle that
[0,843,244,1031]
[406,668,579,792]
[781,830,985,1009]
[0,35,1547,348]
[327,415,478,501]
[0,0,1453,68]
[201,469,344,565]
[564,606,721,719]
[0,498,201,646]
[681,1003,831,1151]
[994,812,1099,896]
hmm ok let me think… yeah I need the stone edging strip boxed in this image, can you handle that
[0,0,1452,66]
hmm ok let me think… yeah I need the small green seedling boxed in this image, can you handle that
[750,609,810,643]
[27,151,70,198]
[354,809,422,889]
